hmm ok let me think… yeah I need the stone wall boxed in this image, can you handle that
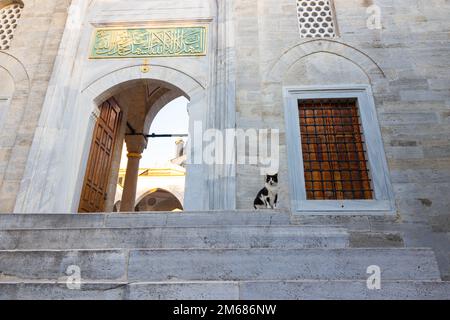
[0,0,449,278]
[234,0,450,278]
[0,0,70,212]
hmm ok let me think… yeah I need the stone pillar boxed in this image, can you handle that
[209,0,236,210]
[14,0,91,213]
[120,135,147,212]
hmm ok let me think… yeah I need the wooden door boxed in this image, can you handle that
[78,98,122,213]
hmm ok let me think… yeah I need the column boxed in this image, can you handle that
[120,135,147,212]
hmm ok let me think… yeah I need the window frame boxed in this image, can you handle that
[284,85,395,215]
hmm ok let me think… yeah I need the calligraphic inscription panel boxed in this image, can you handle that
[90,26,207,59]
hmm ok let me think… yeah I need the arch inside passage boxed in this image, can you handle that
[67,64,207,214]
[78,78,190,213]
[97,78,188,133]
[135,189,183,212]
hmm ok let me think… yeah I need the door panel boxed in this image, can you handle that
[79,98,122,213]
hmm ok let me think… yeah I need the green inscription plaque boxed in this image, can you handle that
[90,26,207,59]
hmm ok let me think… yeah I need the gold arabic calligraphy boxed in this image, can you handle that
[91,27,207,59]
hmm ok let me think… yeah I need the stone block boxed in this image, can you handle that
[0,250,127,281]
[127,248,441,282]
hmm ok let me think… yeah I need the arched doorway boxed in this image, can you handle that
[78,78,191,213]
[15,63,211,214]
[113,97,189,213]
[12,0,240,214]
[135,188,183,212]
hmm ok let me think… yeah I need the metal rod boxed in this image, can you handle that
[147,133,188,138]
[125,133,188,138]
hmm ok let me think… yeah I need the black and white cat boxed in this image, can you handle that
[253,174,279,209]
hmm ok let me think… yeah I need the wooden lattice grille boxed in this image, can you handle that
[298,99,373,200]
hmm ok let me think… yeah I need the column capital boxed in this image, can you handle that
[125,135,148,155]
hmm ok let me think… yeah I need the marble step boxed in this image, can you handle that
[0,211,290,230]
[0,248,440,282]
[0,226,349,250]
[1,280,449,300]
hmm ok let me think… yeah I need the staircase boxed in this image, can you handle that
[0,211,449,300]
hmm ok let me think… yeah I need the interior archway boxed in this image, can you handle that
[78,78,189,213]
[135,188,183,212]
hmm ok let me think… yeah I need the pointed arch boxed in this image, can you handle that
[266,39,386,85]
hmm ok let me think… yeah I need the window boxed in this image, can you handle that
[0,2,23,50]
[297,0,337,38]
[299,99,373,201]
[284,86,395,214]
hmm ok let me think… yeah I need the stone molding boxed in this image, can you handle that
[266,39,386,85]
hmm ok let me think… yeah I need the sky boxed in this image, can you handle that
[120,97,189,169]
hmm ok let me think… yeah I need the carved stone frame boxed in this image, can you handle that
[284,85,396,215]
